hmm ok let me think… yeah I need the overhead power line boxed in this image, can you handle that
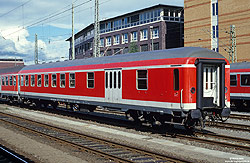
[2,0,92,38]
[0,0,32,18]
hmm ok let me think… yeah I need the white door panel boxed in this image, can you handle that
[203,65,219,104]
[105,70,122,103]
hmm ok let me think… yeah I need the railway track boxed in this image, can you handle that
[174,131,250,152]
[0,112,189,163]
[230,114,250,121]
[206,121,250,132]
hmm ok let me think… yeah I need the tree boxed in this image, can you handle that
[129,42,139,53]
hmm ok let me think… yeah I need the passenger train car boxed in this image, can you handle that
[0,47,231,128]
[230,62,250,109]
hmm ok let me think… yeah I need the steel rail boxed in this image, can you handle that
[206,121,250,132]
[0,112,189,163]
[230,114,250,121]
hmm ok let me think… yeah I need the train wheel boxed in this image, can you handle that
[128,110,142,125]
[51,102,58,109]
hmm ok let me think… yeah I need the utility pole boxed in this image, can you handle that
[150,26,154,51]
[93,0,100,57]
[71,2,75,60]
[229,25,237,63]
[34,34,38,64]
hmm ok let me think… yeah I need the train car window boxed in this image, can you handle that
[60,74,65,88]
[87,72,94,88]
[2,76,4,86]
[105,72,108,88]
[9,76,13,86]
[110,72,112,88]
[52,74,57,87]
[118,71,121,89]
[205,68,208,90]
[230,75,237,86]
[174,69,179,91]
[25,75,29,86]
[5,76,8,86]
[21,75,24,86]
[37,75,42,87]
[114,72,117,88]
[44,74,49,87]
[241,74,250,86]
[13,76,16,86]
[31,75,35,87]
[69,73,75,88]
[137,70,147,90]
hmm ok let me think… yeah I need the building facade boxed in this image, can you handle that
[0,59,24,69]
[184,0,250,62]
[67,4,184,59]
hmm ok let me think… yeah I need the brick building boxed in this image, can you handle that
[184,0,250,62]
[0,59,24,69]
[67,4,184,59]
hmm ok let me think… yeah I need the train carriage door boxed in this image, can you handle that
[203,65,219,105]
[0,75,1,93]
[18,75,21,94]
[105,69,122,103]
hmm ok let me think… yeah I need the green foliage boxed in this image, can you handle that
[129,42,139,53]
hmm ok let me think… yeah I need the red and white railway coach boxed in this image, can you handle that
[230,62,250,109]
[0,66,24,100]
[1,47,231,128]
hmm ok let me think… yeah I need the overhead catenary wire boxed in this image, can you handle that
[0,0,32,19]
[2,0,93,38]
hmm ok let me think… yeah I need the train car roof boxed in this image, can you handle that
[0,66,25,75]
[21,47,225,71]
[230,62,250,70]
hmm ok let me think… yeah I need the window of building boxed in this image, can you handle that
[2,76,4,86]
[114,35,120,45]
[52,74,57,87]
[44,74,49,87]
[9,76,13,86]
[212,2,218,16]
[106,36,111,46]
[106,50,112,56]
[153,42,159,50]
[152,27,159,38]
[25,75,29,86]
[123,47,129,54]
[174,69,179,90]
[140,29,148,40]
[37,75,42,87]
[230,75,237,86]
[122,33,128,44]
[212,25,218,38]
[131,31,137,42]
[241,74,250,86]
[212,48,219,52]
[87,72,94,88]
[140,44,148,52]
[13,76,16,86]
[100,38,104,47]
[5,76,8,86]
[60,74,65,88]
[21,75,24,86]
[31,75,35,87]
[137,70,147,90]
[69,73,75,88]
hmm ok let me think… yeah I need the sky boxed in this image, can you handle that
[0,0,184,65]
